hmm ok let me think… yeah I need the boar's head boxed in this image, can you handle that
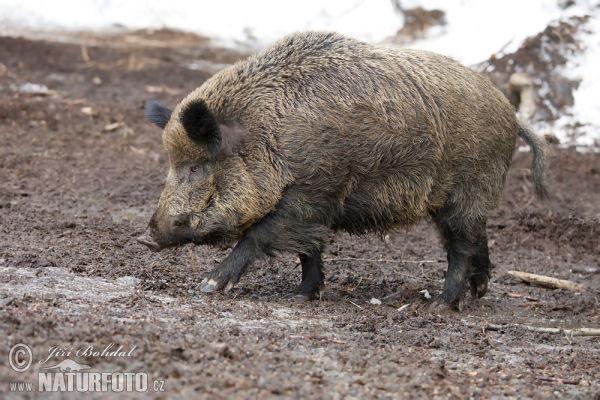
[137,99,254,252]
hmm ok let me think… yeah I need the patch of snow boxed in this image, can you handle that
[0,0,402,48]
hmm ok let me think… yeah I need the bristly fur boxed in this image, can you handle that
[179,99,222,160]
[144,101,172,129]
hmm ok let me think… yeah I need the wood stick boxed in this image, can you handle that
[189,247,196,273]
[328,257,439,264]
[535,376,580,385]
[347,299,363,309]
[80,45,91,64]
[506,270,585,292]
[484,323,600,337]
[507,292,539,301]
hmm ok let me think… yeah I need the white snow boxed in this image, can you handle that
[402,0,600,147]
[400,0,591,65]
[0,0,401,47]
[0,0,598,147]
[558,14,600,147]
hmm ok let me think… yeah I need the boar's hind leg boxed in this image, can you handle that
[469,231,491,299]
[288,248,325,301]
[433,214,487,309]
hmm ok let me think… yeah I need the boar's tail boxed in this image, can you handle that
[518,125,549,200]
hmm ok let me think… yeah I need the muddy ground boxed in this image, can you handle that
[0,31,598,399]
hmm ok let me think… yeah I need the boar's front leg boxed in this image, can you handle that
[198,234,260,293]
[198,214,330,294]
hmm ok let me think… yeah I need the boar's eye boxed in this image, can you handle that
[188,164,205,183]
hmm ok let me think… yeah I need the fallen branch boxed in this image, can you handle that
[485,324,600,337]
[506,270,585,293]
[328,257,439,264]
[535,376,580,385]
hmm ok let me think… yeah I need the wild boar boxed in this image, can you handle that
[137,31,548,309]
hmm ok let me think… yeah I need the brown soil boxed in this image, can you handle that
[0,31,598,399]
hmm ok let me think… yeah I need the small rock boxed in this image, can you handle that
[15,82,52,94]
[104,122,123,131]
[92,76,102,85]
[370,298,381,305]
[420,289,432,299]
[81,106,97,117]
[145,85,181,96]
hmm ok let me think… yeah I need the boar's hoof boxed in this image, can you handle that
[469,274,489,299]
[428,296,465,314]
[283,287,324,302]
[284,293,312,302]
[470,281,488,299]
[199,278,219,293]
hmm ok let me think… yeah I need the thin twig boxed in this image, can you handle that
[480,322,600,337]
[507,292,539,302]
[344,277,362,293]
[189,247,196,274]
[535,376,580,385]
[128,53,136,71]
[328,257,439,264]
[151,254,172,269]
[80,45,91,64]
[347,300,363,309]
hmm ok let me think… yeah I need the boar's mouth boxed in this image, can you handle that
[136,229,195,252]
[136,229,229,252]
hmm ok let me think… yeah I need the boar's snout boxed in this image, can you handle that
[136,211,194,252]
[136,231,162,252]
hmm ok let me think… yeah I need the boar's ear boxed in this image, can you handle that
[179,99,222,160]
[145,101,173,129]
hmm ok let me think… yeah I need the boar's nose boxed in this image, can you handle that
[136,231,162,252]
